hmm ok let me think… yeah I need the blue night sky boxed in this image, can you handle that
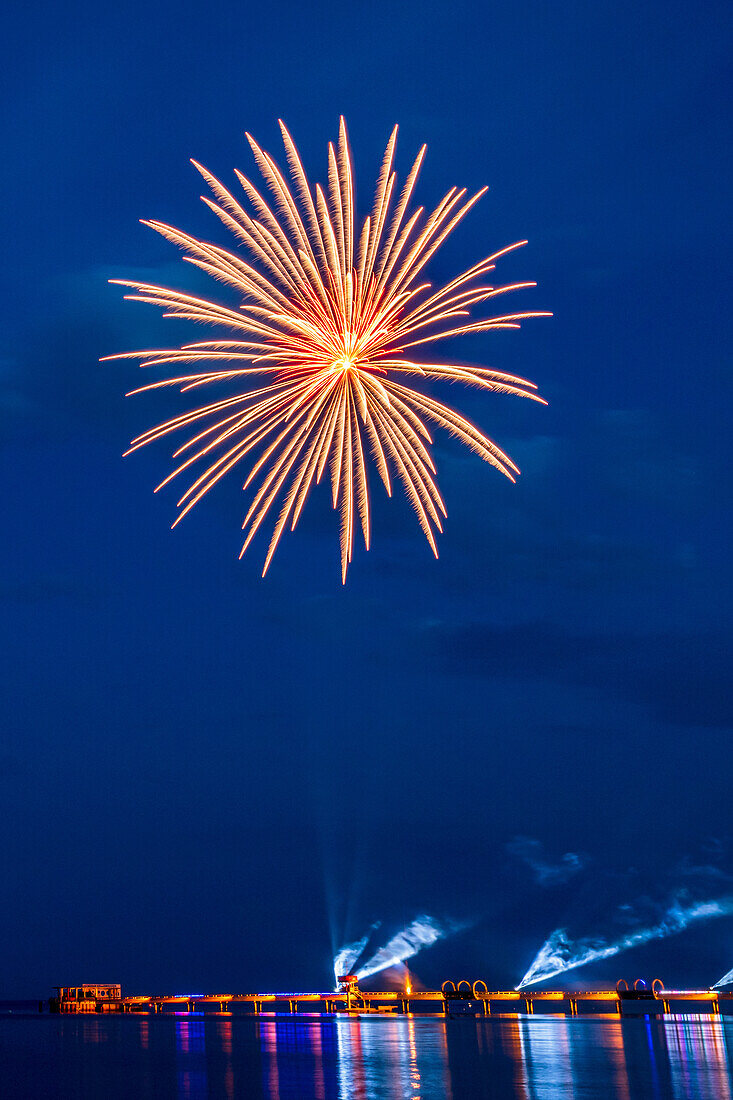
[2,0,731,998]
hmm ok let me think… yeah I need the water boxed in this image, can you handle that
[1,1012,732,1098]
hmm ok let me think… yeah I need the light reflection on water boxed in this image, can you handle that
[2,1012,733,1098]
[663,1015,732,1100]
[183,1013,733,1100]
[174,1018,206,1099]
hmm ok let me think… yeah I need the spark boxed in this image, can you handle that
[105,119,549,579]
[518,895,733,988]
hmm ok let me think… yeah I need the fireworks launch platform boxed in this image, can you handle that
[50,979,733,1018]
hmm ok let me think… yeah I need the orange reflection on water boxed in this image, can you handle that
[603,1021,631,1100]
[215,1019,234,1099]
[407,1016,422,1097]
[79,1019,104,1045]
[503,1017,531,1100]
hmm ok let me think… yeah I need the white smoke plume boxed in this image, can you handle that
[518,894,733,988]
[333,915,451,985]
[713,965,733,989]
[333,933,373,984]
[356,916,445,980]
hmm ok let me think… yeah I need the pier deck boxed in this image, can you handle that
[53,987,733,1017]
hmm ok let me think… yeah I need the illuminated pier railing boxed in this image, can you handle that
[50,978,733,1017]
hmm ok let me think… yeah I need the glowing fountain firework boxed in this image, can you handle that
[517,895,733,989]
[105,119,550,580]
[333,915,453,987]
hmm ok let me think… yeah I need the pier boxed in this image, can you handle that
[50,978,733,1017]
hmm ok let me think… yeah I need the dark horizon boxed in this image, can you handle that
[2,0,731,1000]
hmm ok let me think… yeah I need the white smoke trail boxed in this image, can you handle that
[518,894,733,988]
[333,932,373,985]
[333,915,451,985]
[713,965,733,989]
[356,916,445,980]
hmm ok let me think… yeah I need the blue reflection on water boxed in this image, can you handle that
[643,1017,663,1100]
[2,1011,733,1098]
[175,1017,206,1098]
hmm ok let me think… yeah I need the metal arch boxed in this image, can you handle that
[456,980,472,996]
[651,978,665,994]
[472,980,488,998]
[441,981,456,994]
[634,978,647,991]
[616,979,629,992]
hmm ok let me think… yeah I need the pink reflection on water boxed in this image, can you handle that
[310,1019,326,1100]
[664,1016,732,1100]
[257,1019,280,1097]
[175,1019,206,1099]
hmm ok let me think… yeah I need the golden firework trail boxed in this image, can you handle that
[105,119,550,581]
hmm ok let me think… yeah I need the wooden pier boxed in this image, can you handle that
[51,979,733,1018]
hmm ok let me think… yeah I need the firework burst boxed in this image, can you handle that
[105,119,549,580]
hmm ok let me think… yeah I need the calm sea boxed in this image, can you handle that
[1,1011,731,1098]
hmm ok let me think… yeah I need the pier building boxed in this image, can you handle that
[51,984,122,1013]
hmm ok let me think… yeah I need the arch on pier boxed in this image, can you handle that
[633,978,647,991]
[616,979,628,992]
[651,979,665,994]
[441,981,456,994]
[456,981,472,996]
[472,980,488,998]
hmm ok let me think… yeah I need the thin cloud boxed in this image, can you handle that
[424,620,733,728]
[507,836,588,886]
